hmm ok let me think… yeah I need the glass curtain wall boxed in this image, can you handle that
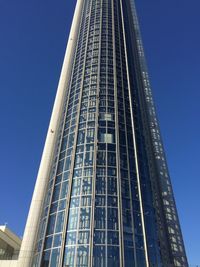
[31,0,188,267]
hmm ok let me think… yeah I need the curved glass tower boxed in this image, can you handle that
[18,0,188,267]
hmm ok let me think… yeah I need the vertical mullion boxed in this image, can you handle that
[89,0,102,266]
[115,0,137,265]
[118,0,150,266]
[112,0,124,266]
[105,2,108,266]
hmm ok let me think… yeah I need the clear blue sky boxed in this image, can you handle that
[0,0,199,265]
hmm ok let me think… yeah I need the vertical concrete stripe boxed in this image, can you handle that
[17,1,84,266]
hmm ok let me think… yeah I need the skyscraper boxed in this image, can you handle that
[18,0,188,266]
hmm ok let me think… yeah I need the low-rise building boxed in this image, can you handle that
[0,225,21,267]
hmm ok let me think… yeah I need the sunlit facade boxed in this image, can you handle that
[18,0,188,267]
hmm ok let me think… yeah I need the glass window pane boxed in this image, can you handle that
[107,246,120,267]
[53,234,62,247]
[68,208,79,230]
[64,246,76,266]
[41,250,50,267]
[79,208,91,229]
[94,230,105,244]
[55,212,65,233]
[107,208,118,230]
[60,181,69,199]
[59,199,66,211]
[50,248,60,267]
[77,246,89,266]
[95,208,106,229]
[78,231,90,244]
[107,231,119,245]
[44,236,53,249]
[66,232,77,246]
[52,184,61,202]
[47,214,56,235]
[93,246,105,266]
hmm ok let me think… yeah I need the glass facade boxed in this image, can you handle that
[30,0,188,267]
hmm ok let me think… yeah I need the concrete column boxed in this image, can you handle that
[17,1,84,266]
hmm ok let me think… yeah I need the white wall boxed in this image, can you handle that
[0,261,18,267]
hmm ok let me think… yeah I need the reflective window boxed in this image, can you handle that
[77,246,89,266]
[55,212,65,233]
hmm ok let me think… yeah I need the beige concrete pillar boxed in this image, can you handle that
[17,1,84,266]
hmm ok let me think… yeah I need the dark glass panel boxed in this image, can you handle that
[53,234,62,247]
[94,208,106,229]
[50,248,60,267]
[47,214,56,235]
[107,231,119,245]
[93,246,106,266]
[107,246,120,267]
[55,211,65,233]
[44,236,53,250]
[94,230,106,244]
[41,250,50,267]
